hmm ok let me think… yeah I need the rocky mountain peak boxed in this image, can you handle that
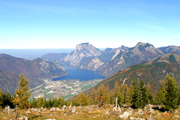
[132,42,163,55]
[64,43,102,66]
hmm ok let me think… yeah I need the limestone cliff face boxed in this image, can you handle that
[79,57,104,71]
[131,42,164,57]
[63,43,102,66]
[99,42,164,77]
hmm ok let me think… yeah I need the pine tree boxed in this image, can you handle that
[109,89,115,104]
[130,78,140,108]
[97,84,109,105]
[114,81,120,97]
[120,84,129,104]
[4,92,14,108]
[154,87,165,105]
[76,92,88,106]
[113,81,122,106]
[32,98,38,108]
[37,97,45,108]
[90,88,97,105]
[0,89,3,108]
[12,74,31,109]
[53,97,58,107]
[139,80,148,108]
[163,74,179,111]
[48,98,53,108]
[147,83,153,104]
[60,96,65,106]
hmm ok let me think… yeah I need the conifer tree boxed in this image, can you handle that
[147,83,153,104]
[32,98,38,108]
[139,80,148,108]
[4,92,14,108]
[109,89,115,104]
[130,78,140,108]
[0,89,3,107]
[37,97,45,108]
[90,88,97,105]
[12,74,31,109]
[154,87,165,105]
[60,96,65,106]
[53,97,58,107]
[120,84,129,104]
[163,74,179,111]
[77,92,88,106]
[48,98,53,108]
[114,81,120,97]
[114,81,122,106]
[104,87,110,104]
[97,84,110,104]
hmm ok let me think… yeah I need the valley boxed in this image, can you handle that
[30,79,103,100]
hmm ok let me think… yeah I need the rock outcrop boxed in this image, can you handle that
[62,43,102,66]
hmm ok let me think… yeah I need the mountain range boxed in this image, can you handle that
[0,54,67,94]
[1,42,180,95]
[42,42,180,78]
[85,52,180,95]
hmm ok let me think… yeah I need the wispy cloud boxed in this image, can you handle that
[0,1,101,15]
[137,23,170,31]
[171,36,178,38]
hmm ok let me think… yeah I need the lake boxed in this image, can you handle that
[52,69,105,81]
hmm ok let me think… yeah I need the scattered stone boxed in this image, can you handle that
[137,109,143,116]
[174,110,179,114]
[175,115,180,118]
[118,111,130,119]
[62,105,66,111]
[3,106,11,114]
[147,114,155,120]
[130,117,145,120]
[56,107,61,111]
[128,108,133,115]
[19,115,28,120]
[26,109,31,115]
[105,110,109,115]
[72,106,76,113]
[113,107,117,111]
[50,107,56,112]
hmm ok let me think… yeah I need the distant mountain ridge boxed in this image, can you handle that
[0,54,67,94]
[159,46,180,55]
[85,53,180,95]
[41,42,180,78]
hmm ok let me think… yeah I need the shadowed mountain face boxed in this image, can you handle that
[0,69,19,94]
[158,46,180,55]
[98,42,164,77]
[0,54,67,94]
[85,53,180,95]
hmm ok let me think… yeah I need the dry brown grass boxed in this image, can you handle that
[1,105,180,120]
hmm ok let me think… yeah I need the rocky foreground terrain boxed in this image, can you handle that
[1,104,180,120]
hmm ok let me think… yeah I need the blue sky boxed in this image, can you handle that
[0,0,180,49]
